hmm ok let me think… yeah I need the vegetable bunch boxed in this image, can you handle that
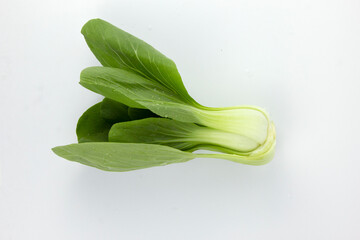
[52,19,276,172]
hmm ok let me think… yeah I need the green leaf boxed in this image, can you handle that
[76,102,113,143]
[100,98,130,123]
[80,66,186,109]
[109,118,200,151]
[52,142,195,172]
[109,118,259,153]
[81,18,197,105]
[80,66,204,124]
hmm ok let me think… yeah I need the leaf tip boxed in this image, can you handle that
[51,146,63,160]
[81,18,106,36]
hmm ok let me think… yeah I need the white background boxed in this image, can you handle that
[1,0,360,239]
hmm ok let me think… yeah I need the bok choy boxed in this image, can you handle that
[52,18,276,172]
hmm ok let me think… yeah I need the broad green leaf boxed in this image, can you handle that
[52,142,195,172]
[109,118,259,152]
[79,66,204,124]
[100,98,130,123]
[52,136,274,172]
[80,66,200,123]
[80,66,186,108]
[76,102,113,143]
[81,18,197,105]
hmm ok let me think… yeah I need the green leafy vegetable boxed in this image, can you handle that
[53,18,276,172]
